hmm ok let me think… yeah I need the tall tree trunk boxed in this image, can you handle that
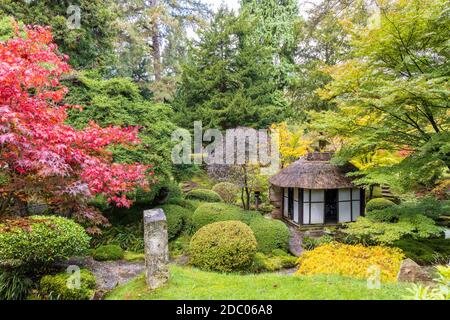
[150,0,161,82]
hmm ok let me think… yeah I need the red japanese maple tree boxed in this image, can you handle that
[0,22,152,229]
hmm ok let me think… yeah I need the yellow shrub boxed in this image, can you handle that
[295,243,404,283]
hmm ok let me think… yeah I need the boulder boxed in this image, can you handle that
[397,258,433,283]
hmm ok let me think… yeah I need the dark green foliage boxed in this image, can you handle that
[248,218,290,254]
[393,238,450,265]
[189,221,257,272]
[185,189,222,203]
[0,216,90,268]
[344,209,442,245]
[0,269,33,300]
[90,223,144,253]
[367,198,449,223]
[92,245,124,261]
[301,235,334,251]
[212,182,239,204]
[64,72,177,196]
[173,8,289,130]
[166,198,197,211]
[0,0,117,69]
[366,198,396,213]
[39,269,96,300]
[190,203,243,232]
[160,205,186,240]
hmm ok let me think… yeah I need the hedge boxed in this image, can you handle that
[248,218,290,254]
[212,182,239,204]
[185,189,222,202]
[161,204,185,240]
[0,216,90,268]
[366,198,396,213]
[191,203,243,232]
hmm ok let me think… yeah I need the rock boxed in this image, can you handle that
[397,258,433,283]
[288,225,303,257]
[144,208,169,290]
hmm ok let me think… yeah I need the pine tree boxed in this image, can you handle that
[174,8,288,130]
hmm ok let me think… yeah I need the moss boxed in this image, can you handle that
[123,251,145,262]
[39,269,96,300]
[92,244,124,261]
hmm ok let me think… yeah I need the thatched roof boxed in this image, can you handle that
[269,152,358,189]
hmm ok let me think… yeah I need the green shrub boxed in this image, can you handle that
[393,238,450,265]
[271,249,289,257]
[302,235,334,251]
[279,255,298,268]
[366,198,395,213]
[90,223,144,253]
[368,198,448,223]
[251,252,297,273]
[186,189,222,202]
[39,269,96,300]
[169,234,191,258]
[166,198,197,211]
[135,180,182,206]
[189,221,257,272]
[249,218,290,254]
[343,215,442,245]
[191,203,242,232]
[212,182,239,204]
[0,269,33,300]
[0,216,90,268]
[92,245,124,261]
[251,253,282,272]
[160,205,186,239]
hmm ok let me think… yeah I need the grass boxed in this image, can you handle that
[106,265,409,300]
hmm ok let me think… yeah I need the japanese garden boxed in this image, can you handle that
[0,0,448,301]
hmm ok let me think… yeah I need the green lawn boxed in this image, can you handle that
[106,265,409,300]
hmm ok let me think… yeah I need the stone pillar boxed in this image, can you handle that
[143,208,169,289]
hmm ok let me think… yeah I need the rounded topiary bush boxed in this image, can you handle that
[249,218,290,254]
[191,203,243,232]
[212,182,239,204]
[160,204,190,239]
[92,244,124,261]
[185,189,222,202]
[366,198,396,213]
[0,216,90,268]
[39,269,96,300]
[189,221,257,272]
